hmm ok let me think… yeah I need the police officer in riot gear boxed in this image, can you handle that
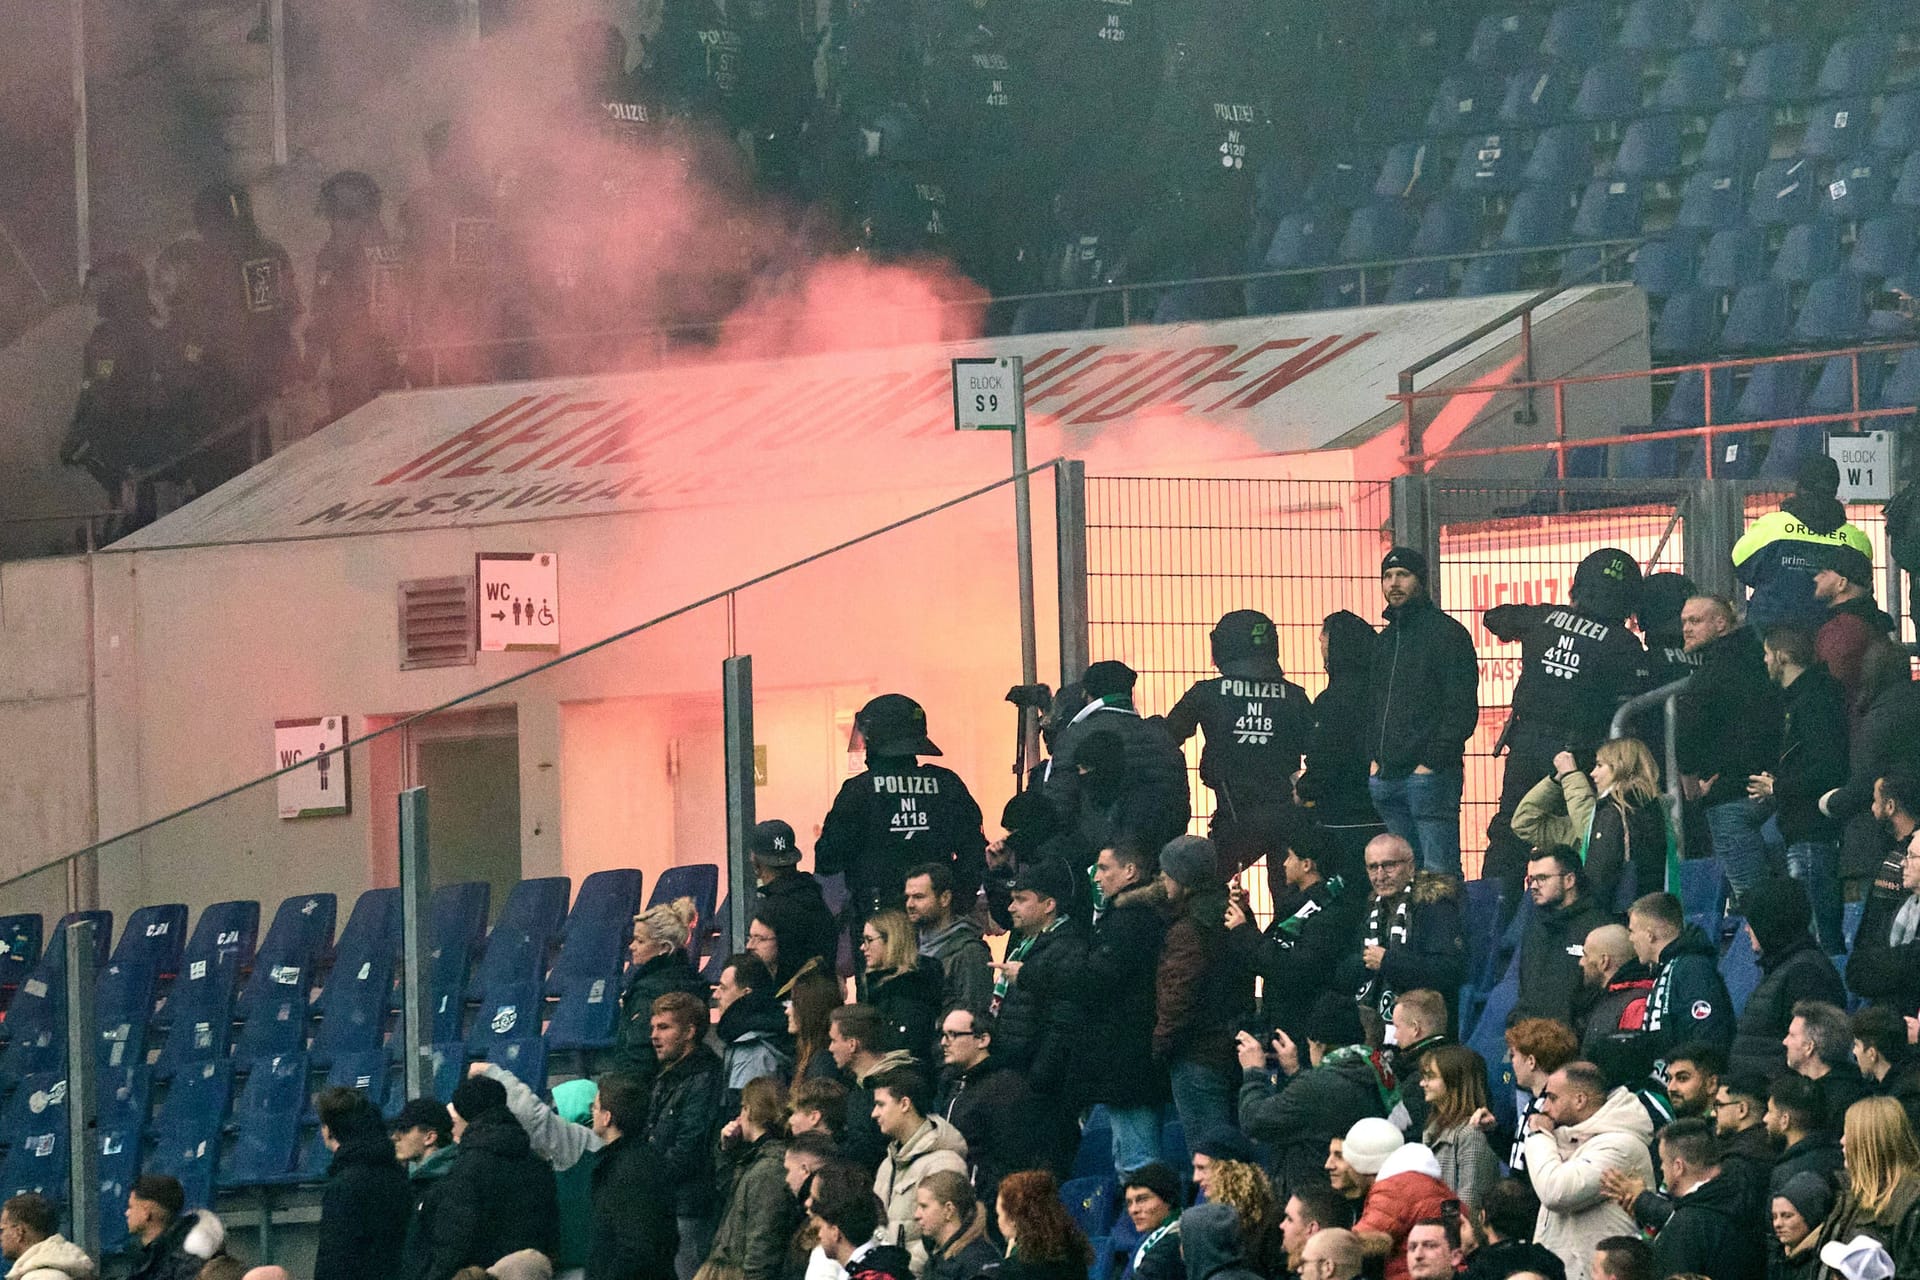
[62,255,181,523]
[1163,609,1314,872]
[308,171,407,419]
[814,694,987,922]
[1482,547,1648,907]
[174,182,302,425]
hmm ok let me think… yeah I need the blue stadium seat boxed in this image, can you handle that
[1756,424,1827,481]
[1339,201,1419,261]
[1500,188,1573,247]
[1619,0,1689,52]
[1464,950,1520,1125]
[0,923,93,1086]
[470,876,569,997]
[1843,899,1868,952]
[1572,179,1643,239]
[1720,281,1792,350]
[1386,261,1451,302]
[1733,363,1808,421]
[1881,348,1920,408]
[1699,105,1771,175]
[220,1053,309,1188]
[1895,153,1920,210]
[1699,227,1766,291]
[1061,1176,1118,1241]
[97,1067,150,1254]
[1679,859,1727,941]
[1634,236,1700,298]
[1572,57,1646,121]
[1736,39,1812,105]
[0,1073,67,1200]
[295,1051,395,1179]
[1873,93,1920,156]
[1677,169,1746,232]
[233,947,313,1062]
[179,899,260,982]
[238,892,336,1019]
[0,915,42,1010]
[1806,353,1883,417]
[425,882,490,1043]
[1523,125,1594,189]
[548,869,641,995]
[1617,421,1684,478]
[1499,66,1576,128]
[96,960,158,1072]
[699,896,735,982]
[1072,1108,1114,1181]
[486,1037,548,1093]
[1651,290,1724,359]
[1410,198,1478,254]
[113,905,186,977]
[1559,244,1611,284]
[1470,12,1543,69]
[1460,253,1523,295]
[311,889,400,1065]
[1541,3,1610,65]
[1802,100,1871,159]
[1820,159,1888,222]
[648,866,720,937]
[1374,142,1442,201]
[1722,927,1762,1014]
[1655,50,1728,113]
[1772,222,1843,284]
[1690,0,1760,49]
[147,1059,234,1210]
[1815,36,1889,97]
[468,978,545,1056]
[419,1042,469,1104]
[154,961,239,1081]
[1303,153,1378,211]
[1659,367,1737,431]
[545,966,623,1051]
[1426,74,1501,136]
[1460,878,1505,991]
[1614,117,1686,181]
[1749,159,1818,226]
[1793,275,1869,343]
[1452,133,1526,196]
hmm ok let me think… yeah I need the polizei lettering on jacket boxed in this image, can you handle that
[1216,678,1291,699]
[873,776,942,795]
[1542,610,1611,641]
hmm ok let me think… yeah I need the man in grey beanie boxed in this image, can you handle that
[1153,835,1252,1143]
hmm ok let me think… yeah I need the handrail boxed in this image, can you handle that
[1391,338,1920,401]
[1611,675,1692,865]
[0,459,1065,893]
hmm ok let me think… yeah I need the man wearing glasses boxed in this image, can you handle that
[931,1006,1042,1216]
[1340,833,1465,1036]
[1514,846,1612,1028]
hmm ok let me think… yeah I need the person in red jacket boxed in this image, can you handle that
[1327,1118,1456,1280]
[1812,542,1896,713]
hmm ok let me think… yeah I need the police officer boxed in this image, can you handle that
[1162,609,1314,873]
[173,183,302,424]
[400,121,504,386]
[814,694,988,922]
[61,255,176,516]
[1482,547,1648,906]
[307,171,406,419]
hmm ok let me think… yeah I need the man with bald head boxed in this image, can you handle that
[1578,923,1658,1089]
[1674,594,1781,901]
[1300,1227,1364,1280]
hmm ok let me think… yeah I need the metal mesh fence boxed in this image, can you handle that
[1085,477,1394,917]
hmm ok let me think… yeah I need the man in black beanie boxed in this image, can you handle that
[407,1076,559,1280]
[1045,659,1191,854]
[1727,876,1846,1079]
[1368,547,1477,877]
[1732,455,1872,632]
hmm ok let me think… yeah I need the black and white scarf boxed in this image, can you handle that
[1356,885,1414,1021]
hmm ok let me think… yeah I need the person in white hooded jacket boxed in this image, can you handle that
[1519,1062,1654,1280]
[2,1193,94,1280]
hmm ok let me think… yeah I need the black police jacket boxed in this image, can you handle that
[1483,602,1646,750]
[1163,665,1313,808]
[815,758,986,915]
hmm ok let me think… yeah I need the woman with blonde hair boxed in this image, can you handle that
[1203,1160,1287,1275]
[916,1170,999,1280]
[1419,1044,1499,1210]
[612,896,709,1086]
[1810,1096,1920,1274]
[1514,736,1668,907]
[856,908,943,1066]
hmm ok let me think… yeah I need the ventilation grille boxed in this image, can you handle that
[398,576,476,670]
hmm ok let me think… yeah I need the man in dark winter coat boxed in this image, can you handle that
[1162,609,1315,871]
[1226,815,1364,1050]
[1155,836,1251,1143]
[1626,893,1734,1083]
[1299,609,1384,880]
[1813,541,1896,708]
[644,991,725,1276]
[1752,628,1851,955]
[1848,778,1920,1013]
[1765,1073,1844,1195]
[1071,841,1171,1177]
[1647,1120,1767,1280]
[1483,548,1647,905]
[411,1076,559,1280]
[1369,548,1478,877]
[124,1176,221,1280]
[1238,992,1393,1201]
[1337,834,1466,1036]
[313,1088,411,1280]
[1674,596,1782,901]
[816,694,988,921]
[1727,878,1846,1079]
[932,1005,1046,1214]
[750,819,840,978]
[1047,660,1192,855]
[1853,1006,1920,1135]
[588,1074,678,1280]
[1515,847,1615,1028]
[1577,924,1659,1088]
[1734,455,1873,632]
[989,856,1085,1172]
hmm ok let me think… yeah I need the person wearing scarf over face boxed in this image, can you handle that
[1335,834,1466,1041]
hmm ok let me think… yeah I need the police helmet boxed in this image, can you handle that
[855,693,941,757]
[1570,547,1643,623]
[192,183,257,239]
[318,171,382,221]
[1638,572,1698,637]
[1209,609,1279,668]
[84,253,151,317]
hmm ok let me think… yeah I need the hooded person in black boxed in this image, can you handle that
[1483,548,1647,907]
[1298,609,1383,880]
[313,1088,412,1280]
[1178,1202,1263,1280]
[816,694,988,922]
[1754,626,1850,955]
[62,255,181,514]
[411,1076,560,1280]
[1046,661,1191,856]
[1728,877,1847,1079]
[1163,609,1314,873]
[1225,813,1364,1049]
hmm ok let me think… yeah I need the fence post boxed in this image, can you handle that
[1390,475,1442,604]
[723,656,755,949]
[1683,479,1742,600]
[64,919,99,1261]
[398,787,431,1099]
[1054,460,1089,686]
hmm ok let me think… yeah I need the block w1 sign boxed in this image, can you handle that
[275,716,350,818]
[478,552,561,652]
[1828,431,1895,502]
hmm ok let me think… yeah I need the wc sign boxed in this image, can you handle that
[274,715,351,819]
[1828,431,1895,502]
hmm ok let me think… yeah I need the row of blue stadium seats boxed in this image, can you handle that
[1649,273,1906,357]
[1636,217,1920,300]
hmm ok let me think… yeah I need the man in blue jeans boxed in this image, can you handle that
[1153,836,1251,1147]
[1367,547,1478,877]
[1674,595,1782,904]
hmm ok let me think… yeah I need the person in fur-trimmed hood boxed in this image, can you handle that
[1335,834,1466,1036]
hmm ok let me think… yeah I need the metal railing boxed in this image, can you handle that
[1611,676,1692,866]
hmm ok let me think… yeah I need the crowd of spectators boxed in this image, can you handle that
[12,474,1920,1280]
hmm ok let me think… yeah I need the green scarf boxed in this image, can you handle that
[1321,1043,1403,1116]
[1271,875,1345,938]
[991,916,1067,1013]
